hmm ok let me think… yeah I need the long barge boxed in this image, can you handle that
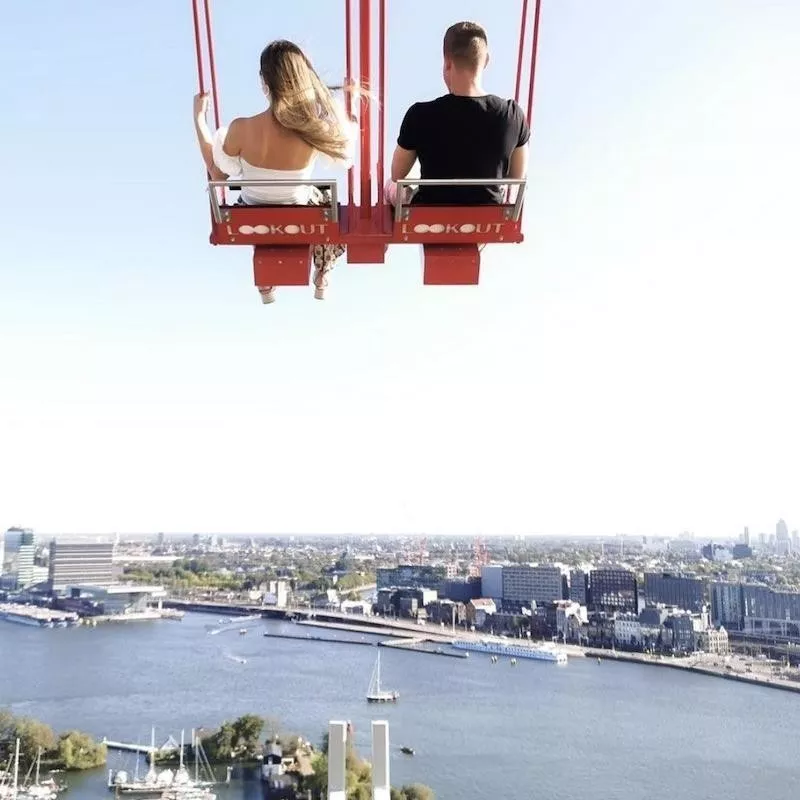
[452,638,568,664]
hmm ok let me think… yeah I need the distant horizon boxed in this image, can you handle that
[4,527,788,543]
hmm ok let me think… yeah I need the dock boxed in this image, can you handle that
[102,736,178,756]
[0,602,79,627]
[263,632,376,647]
[379,637,468,659]
[262,630,466,659]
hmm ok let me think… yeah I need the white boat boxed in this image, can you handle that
[452,638,568,664]
[366,651,399,703]
[17,748,64,800]
[1,613,47,628]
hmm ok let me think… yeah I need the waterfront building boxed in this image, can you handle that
[480,564,504,603]
[501,564,565,609]
[1,527,36,589]
[569,569,588,605]
[426,599,467,626]
[588,568,638,614]
[644,572,706,613]
[56,583,166,615]
[466,598,497,628]
[48,539,115,593]
[439,576,481,603]
[554,600,585,639]
[614,613,642,646]
[710,581,744,629]
[376,564,446,590]
[700,626,731,655]
[664,613,696,653]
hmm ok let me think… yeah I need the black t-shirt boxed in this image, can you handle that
[397,93,530,205]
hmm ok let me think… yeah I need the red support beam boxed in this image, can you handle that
[526,0,543,127]
[344,0,355,213]
[358,0,372,222]
[190,0,206,94]
[376,0,387,227]
[201,0,221,130]
[514,0,529,105]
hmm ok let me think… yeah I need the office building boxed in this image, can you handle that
[376,565,447,590]
[644,572,706,613]
[588,568,638,613]
[480,564,504,603]
[49,540,115,593]
[502,565,565,608]
[1,528,36,589]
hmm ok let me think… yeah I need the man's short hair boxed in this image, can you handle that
[443,21,488,71]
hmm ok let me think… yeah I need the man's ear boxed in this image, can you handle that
[484,51,491,69]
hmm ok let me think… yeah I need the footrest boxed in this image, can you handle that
[422,244,480,285]
[253,245,311,287]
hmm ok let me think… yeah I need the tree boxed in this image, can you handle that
[203,722,236,761]
[13,717,57,768]
[0,709,15,740]
[231,714,265,755]
[57,731,107,770]
[396,784,435,800]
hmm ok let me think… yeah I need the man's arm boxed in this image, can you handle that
[508,144,529,180]
[506,101,531,199]
[391,104,420,182]
[391,146,417,182]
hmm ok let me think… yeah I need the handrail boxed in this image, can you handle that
[393,179,528,223]
[207,180,340,225]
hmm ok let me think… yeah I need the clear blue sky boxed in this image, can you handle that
[0,1,798,538]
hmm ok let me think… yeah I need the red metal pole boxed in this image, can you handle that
[376,0,386,226]
[514,0,529,105]
[358,0,372,222]
[191,0,206,94]
[525,0,542,127]
[345,0,355,213]
[202,0,222,130]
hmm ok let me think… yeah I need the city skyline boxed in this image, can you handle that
[2,521,799,541]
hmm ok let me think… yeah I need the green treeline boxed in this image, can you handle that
[0,710,106,771]
[123,556,374,595]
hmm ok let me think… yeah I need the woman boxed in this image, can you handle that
[193,40,357,303]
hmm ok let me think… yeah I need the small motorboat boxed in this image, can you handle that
[400,746,414,756]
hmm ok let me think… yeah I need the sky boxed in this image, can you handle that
[0,1,798,539]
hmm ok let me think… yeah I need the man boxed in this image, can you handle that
[389,21,530,206]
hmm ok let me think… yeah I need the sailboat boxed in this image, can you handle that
[17,748,63,800]
[366,651,399,703]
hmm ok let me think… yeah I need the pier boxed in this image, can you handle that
[378,637,469,659]
[262,630,467,658]
[102,736,179,756]
[262,631,376,647]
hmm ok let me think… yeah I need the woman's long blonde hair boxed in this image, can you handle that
[260,40,354,162]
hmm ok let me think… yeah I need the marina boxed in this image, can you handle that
[106,730,222,798]
[0,740,67,800]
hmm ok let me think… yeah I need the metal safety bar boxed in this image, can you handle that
[207,180,340,225]
[393,179,528,223]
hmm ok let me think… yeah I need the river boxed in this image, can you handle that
[1,612,798,799]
